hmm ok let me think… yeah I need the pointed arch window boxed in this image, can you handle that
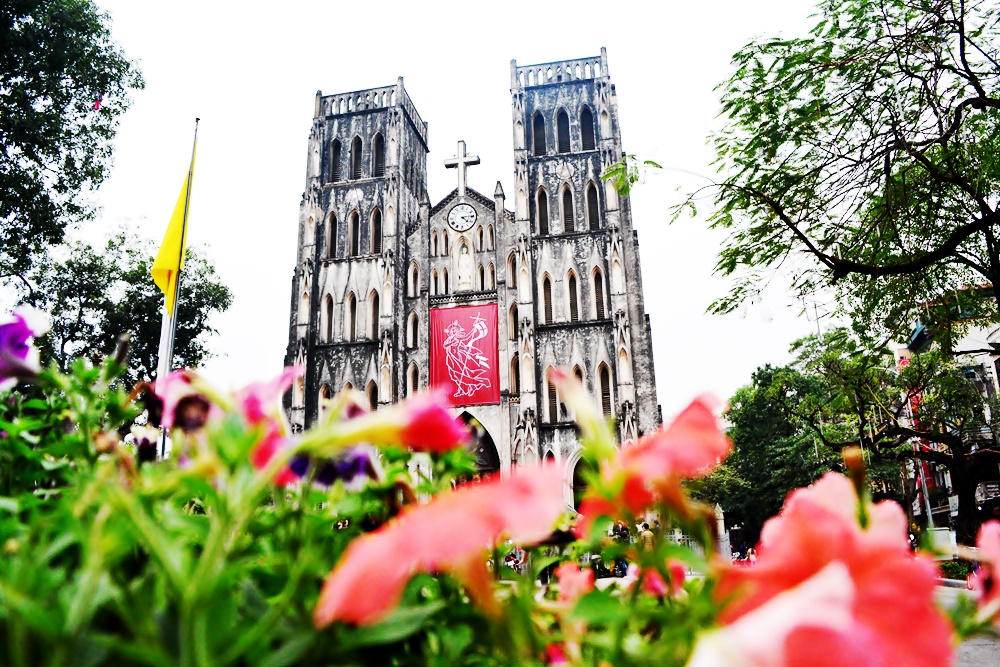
[442,231,449,254]
[369,291,380,339]
[488,263,495,290]
[351,136,363,179]
[542,275,553,324]
[366,381,378,411]
[547,372,559,422]
[594,269,606,319]
[431,269,439,296]
[372,133,385,177]
[537,188,549,235]
[442,268,450,294]
[562,187,574,232]
[573,365,584,385]
[568,272,579,322]
[487,225,495,250]
[330,140,342,182]
[532,112,546,156]
[508,252,517,282]
[408,263,419,297]
[557,109,570,153]
[349,212,360,256]
[346,292,357,341]
[318,384,332,418]
[580,106,596,150]
[327,212,338,258]
[508,303,518,340]
[478,265,486,291]
[511,354,520,394]
[407,312,418,348]
[324,294,334,342]
[599,364,612,417]
[371,208,383,254]
[587,182,600,231]
[408,364,419,395]
[477,226,484,251]
[432,231,438,256]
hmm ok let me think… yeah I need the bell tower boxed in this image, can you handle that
[285,79,429,431]
[509,49,661,463]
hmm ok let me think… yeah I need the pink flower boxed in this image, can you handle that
[969,520,1000,628]
[689,563,869,667]
[152,369,220,432]
[314,465,565,627]
[554,563,594,604]
[235,367,302,486]
[709,473,952,667]
[543,643,569,664]
[626,560,686,597]
[313,389,471,455]
[0,307,49,391]
[575,396,730,537]
[397,390,472,452]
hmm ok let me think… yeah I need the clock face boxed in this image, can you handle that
[448,203,477,232]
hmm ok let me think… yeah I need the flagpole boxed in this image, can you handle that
[157,118,199,458]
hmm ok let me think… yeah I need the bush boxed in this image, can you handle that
[939,559,974,581]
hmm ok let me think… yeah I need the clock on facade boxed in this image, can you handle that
[447,202,477,231]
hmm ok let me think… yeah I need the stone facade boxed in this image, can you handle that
[284,51,661,507]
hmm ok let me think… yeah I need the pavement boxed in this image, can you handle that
[936,586,1000,667]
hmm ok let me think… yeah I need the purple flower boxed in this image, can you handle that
[0,307,50,392]
[295,445,381,489]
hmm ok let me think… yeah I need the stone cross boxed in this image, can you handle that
[444,140,480,197]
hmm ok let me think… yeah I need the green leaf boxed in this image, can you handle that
[347,601,446,647]
[570,590,630,625]
[255,634,316,667]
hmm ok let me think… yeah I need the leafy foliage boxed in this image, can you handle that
[1,0,144,281]
[703,0,1000,341]
[23,230,233,388]
[600,154,662,196]
[694,364,836,546]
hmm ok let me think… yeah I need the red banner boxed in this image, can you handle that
[430,304,500,406]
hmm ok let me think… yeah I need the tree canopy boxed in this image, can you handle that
[1,0,143,282]
[24,231,233,388]
[691,364,836,547]
[725,328,997,544]
[705,0,1000,340]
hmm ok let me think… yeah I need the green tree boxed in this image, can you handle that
[1,0,143,282]
[696,364,835,547]
[790,329,998,544]
[24,230,233,388]
[703,0,1000,340]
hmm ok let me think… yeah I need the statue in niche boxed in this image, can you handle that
[619,400,637,444]
[457,244,474,291]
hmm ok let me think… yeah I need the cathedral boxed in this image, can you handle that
[284,49,661,506]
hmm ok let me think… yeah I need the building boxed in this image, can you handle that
[283,50,661,506]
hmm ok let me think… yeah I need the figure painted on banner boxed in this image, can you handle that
[457,244,474,291]
[443,314,492,397]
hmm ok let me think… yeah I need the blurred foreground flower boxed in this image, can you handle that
[702,472,951,667]
[573,394,730,538]
[0,306,50,391]
[969,520,1000,629]
[313,464,565,627]
[236,366,302,485]
[627,560,686,597]
[554,562,594,604]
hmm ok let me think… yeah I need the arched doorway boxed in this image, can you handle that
[572,458,595,511]
[458,412,500,479]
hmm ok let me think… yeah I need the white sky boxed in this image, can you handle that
[68,0,822,418]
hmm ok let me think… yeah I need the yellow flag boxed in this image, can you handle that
[151,145,196,316]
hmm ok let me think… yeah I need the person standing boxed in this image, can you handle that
[640,522,655,552]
